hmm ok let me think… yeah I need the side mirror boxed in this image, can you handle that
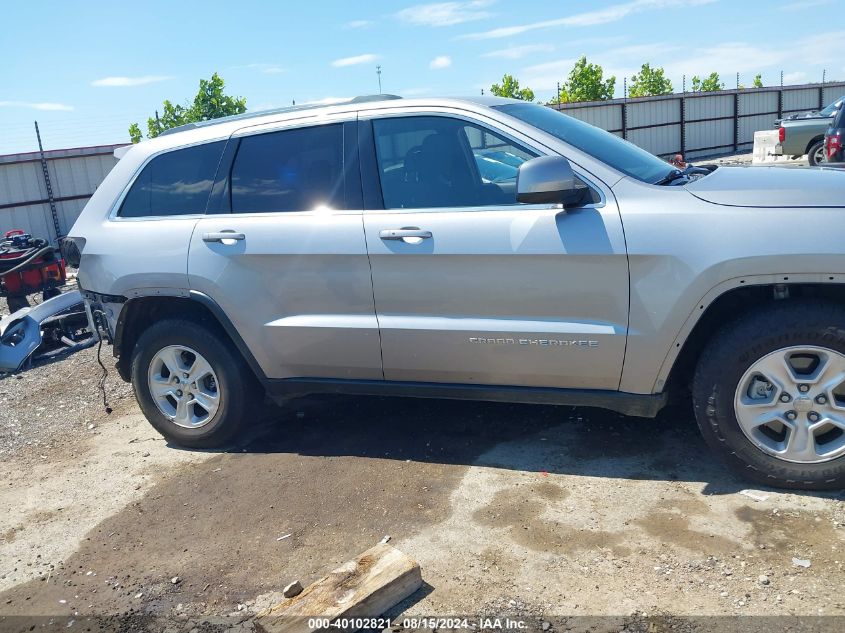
[516,156,583,206]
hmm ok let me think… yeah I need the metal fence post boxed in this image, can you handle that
[733,91,740,152]
[621,78,628,140]
[34,121,62,242]
[679,94,686,156]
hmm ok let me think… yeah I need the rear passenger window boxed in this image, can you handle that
[119,141,224,217]
[230,124,344,213]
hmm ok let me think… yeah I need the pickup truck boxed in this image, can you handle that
[775,95,844,165]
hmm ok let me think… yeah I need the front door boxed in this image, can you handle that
[188,119,383,381]
[360,113,629,390]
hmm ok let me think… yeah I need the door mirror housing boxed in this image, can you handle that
[516,156,583,206]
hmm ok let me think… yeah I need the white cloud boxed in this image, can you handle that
[430,55,452,69]
[397,1,493,27]
[461,0,716,40]
[261,66,286,75]
[91,75,172,87]
[332,53,380,67]
[481,43,554,59]
[783,71,808,84]
[0,100,74,111]
[344,19,374,29]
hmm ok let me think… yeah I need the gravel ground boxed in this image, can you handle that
[0,277,134,459]
[0,344,135,459]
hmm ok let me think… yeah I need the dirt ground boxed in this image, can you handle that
[2,346,845,633]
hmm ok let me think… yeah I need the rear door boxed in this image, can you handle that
[360,111,630,390]
[188,117,383,381]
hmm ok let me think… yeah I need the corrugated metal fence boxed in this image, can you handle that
[0,144,125,242]
[554,81,845,160]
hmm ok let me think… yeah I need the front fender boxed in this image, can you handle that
[649,273,845,393]
[613,176,845,395]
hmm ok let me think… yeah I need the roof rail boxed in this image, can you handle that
[159,94,403,137]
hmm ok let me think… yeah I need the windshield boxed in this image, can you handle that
[494,102,673,184]
[820,96,844,117]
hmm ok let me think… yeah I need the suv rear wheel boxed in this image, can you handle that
[131,318,261,448]
[693,301,845,489]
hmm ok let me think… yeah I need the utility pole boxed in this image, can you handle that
[34,121,62,242]
[376,65,382,94]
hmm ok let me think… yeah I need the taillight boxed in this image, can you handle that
[828,132,842,160]
[778,127,785,143]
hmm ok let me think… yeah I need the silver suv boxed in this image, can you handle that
[68,95,845,490]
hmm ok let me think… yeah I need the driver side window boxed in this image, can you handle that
[372,116,536,209]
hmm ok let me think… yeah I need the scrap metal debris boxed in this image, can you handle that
[0,290,95,374]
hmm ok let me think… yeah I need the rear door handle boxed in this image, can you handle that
[203,231,245,243]
[379,228,432,241]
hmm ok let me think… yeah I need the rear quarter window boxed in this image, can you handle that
[119,141,225,218]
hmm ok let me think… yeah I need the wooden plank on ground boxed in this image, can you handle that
[254,543,422,633]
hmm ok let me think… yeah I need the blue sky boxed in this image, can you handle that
[1,0,842,154]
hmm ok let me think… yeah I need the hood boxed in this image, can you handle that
[685,166,845,208]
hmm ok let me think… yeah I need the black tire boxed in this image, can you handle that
[692,301,845,490]
[807,139,825,166]
[6,295,29,314]
[130,318,262,448]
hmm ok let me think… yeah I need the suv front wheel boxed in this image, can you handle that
[693,301,845,489]
[131,318,261,448]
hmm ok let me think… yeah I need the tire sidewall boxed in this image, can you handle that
[695,313,845,488]
[808,140,825,166]
[131,320,250,447]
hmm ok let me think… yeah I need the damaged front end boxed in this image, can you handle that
[0,290,96,374]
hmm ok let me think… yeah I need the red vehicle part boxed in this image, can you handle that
[0,230,66,299]
[827,131,842,161]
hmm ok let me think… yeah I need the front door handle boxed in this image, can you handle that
[203,231,245,243]
[379,228,432,241]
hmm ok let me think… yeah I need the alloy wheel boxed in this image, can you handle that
[734,345,845,463]
[147,345,220,428]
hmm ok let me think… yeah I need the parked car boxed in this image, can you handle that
[66,96,845,490]
[775,94,844,165]
[824,103,845,166]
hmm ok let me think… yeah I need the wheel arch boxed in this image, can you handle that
[113,291,267,384]
[657,277,845,395]
[806,135,826,155]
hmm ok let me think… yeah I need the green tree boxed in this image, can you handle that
[753,73,763,88]
[490,74,535,101]
[628,63,673,97]
[128,122,142,144]
[129,73,247,142]
[554,56,615,103]
[691,72,724,92]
